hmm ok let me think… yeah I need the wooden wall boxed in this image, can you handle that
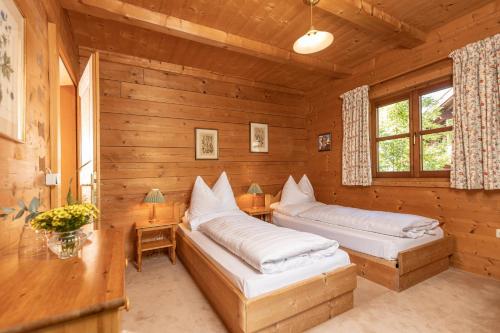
[90,50,308,255]
[306,2,500,279]
[0,0,77,253]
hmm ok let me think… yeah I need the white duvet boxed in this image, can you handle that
[275,202,439,239]
[198,212,339,274]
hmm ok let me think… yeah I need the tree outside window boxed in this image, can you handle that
[372,81,453,178]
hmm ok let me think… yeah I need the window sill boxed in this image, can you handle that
[372,178,450,188]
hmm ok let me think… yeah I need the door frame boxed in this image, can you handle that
[48,22,79,209]
[77,52,101,229]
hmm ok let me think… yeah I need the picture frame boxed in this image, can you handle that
[318,132,332,152]
[0,0,26,143]
[249,122,268,153]
[195,128,218,160]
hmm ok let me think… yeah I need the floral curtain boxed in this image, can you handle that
[449,34,500,190]
[341,85,372,186]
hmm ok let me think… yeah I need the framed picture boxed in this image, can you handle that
[249,122,268,153]
[0,0,25,143]
[318,132,332,152]
[195,128,218,160]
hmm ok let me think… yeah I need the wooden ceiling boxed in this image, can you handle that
[62,0,493,90]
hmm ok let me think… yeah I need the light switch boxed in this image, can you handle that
[496,229,500,238]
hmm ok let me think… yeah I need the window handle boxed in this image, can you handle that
[413,133,417,145]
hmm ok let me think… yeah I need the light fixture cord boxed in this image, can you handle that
[310,1,313,29]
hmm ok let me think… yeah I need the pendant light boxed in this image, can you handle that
[293,0,334,54]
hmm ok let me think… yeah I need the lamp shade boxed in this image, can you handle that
[247,183,263,195]
[144,189,165,204]
[293,29,334,54]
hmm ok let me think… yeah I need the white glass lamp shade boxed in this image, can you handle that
[293,29,334,54]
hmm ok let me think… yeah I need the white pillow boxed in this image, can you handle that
[298,175,315,201]
[187,172,240,230]
[212,171,239,211]
[273,201,324,217]
[270,202,280,210]
[189,176,225,218]
[280,176,313,206]
[189,210,242,231]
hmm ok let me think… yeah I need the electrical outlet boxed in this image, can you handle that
[496,229,500,238]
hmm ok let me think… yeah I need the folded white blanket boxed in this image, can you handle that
[198,212,339,274]
[278,203,439,239]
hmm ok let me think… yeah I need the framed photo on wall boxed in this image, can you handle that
[318,132,332,152]
[0,0,25,143]
[249,122,268,153]
[195,128,218,160]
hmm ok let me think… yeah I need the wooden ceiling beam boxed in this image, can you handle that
[60,0,352,78]
[316,0,427,48]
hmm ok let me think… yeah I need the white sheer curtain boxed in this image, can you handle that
[341,85,372,186]
[449,34,500,190]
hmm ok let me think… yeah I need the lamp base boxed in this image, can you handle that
[252,194,260,209]
[149,204,158,223]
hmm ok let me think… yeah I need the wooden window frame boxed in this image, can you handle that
[371,80,453,179]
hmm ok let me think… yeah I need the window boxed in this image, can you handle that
[372,81,453,178]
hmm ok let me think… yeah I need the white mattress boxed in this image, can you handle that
[272,212,444,261]
[178,223,350,298]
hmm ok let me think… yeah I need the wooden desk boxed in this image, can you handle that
[0,229,126,333]
[135,220,177,272]
[241,207,273,223]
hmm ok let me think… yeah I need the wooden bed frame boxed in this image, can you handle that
[174,204,357,333]
[269,192,454,292]
[343,237,453,291]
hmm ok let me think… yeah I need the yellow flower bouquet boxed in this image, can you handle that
[31,203,99,259]
[31,203,98,232]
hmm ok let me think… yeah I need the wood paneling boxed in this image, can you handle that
[95,52,308,256]
[68,12,334,91]
[60,0,352,79]
[0,0,78,253]
[373,0,493,31]
[306,4,500,279]
[118,0,489,61]
[316,0,427,48]
[66,0,491,90]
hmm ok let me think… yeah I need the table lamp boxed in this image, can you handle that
[144,188,165,223]
[247,182,263,209]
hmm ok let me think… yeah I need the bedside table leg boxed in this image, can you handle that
[137,230,142,272]
[170,226,176,265]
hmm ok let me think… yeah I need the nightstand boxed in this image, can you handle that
[135,220,177,272]
[242,207,273,223]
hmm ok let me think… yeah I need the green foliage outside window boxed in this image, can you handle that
[377,87,453,173]
[420,88,453,171]
[377,100,410,172]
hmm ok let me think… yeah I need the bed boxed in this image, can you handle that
[272,211,452,291]
[174,173,358,333]
[270,176,453,292]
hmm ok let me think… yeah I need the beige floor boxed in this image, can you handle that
[122,255,500,333]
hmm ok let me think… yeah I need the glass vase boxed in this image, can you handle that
[18,223,48,259]
[47,229,84,259]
